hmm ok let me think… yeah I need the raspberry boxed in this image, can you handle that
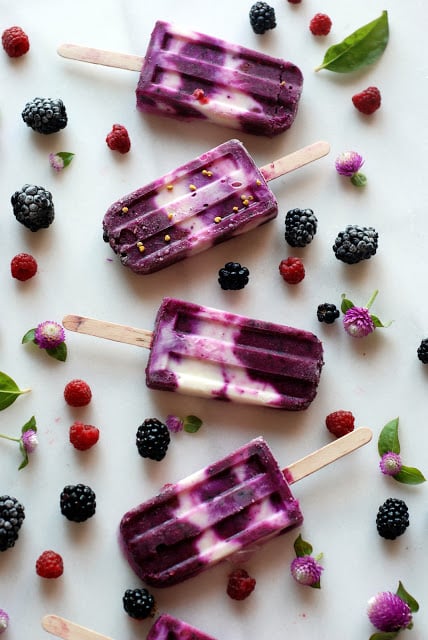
[2,26,30,57]
[325,410,355,437]
[309,13,332,36]
[227,568,256,600]
[279,257,305,284]
[64,379,92,407]
[69,421,99,451]
[106,124,131,154]
[36,550,64,578]
[10,253,38,281]
[352,86,382,115]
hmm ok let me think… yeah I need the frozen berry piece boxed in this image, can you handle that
[2,26,30,57]
[317,303,339,324]
[64,379,92,407]
[309,13,332,35]
[376,498,409,540]
[352,86,381,115]
[10,252,37,281]
[22,97,67,134]
[136,418,170,461]
[249,2,276,34]
[0,495,25,552]
[325,410,355,437]
[106,124,131,154]
[218,262,249,290]
[285,208,318,247]
[123,588,155,619]
[60,484,96,522]
[11,184,54,232]
[417,338,428,364]
[227,568,256,600]
[36,550,64,578]
[279,257,305,284]
[69,421,100,451]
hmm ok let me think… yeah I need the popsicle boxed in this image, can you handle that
[58,20,304,137]
[119,428,372,588]
[42,613,217,640]
[63,296,324,411]
[102,138,329,275]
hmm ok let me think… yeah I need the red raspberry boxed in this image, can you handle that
[227,568,256,600]
[36,550,64,578]
[279,256,305,284]
[10,252,38,281]
[325,410,355,438]
[2,26,30,57]
[352,86,381,115]
[64,379,92,407]
[69,421,100,450]
[309,13,332,36]
[106,124,131,154]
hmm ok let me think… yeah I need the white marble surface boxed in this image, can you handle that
[1,1,427,639]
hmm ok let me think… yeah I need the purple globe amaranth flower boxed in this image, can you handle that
[343,306,375,338]
[0,609,9,633]
[166,414,183,433]
[21,429,38,454]
[335,151,364,176]
[34,321,65,350]
[290,555,323,586]
[367,591,412,632]
[49,152,64,172]
[380,451,403,476]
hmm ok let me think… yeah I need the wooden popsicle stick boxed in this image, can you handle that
[42,615,113,640]
[57,44,143,72]
[62,314,153,349]
[286,427,372,484]
[260,140,330,182]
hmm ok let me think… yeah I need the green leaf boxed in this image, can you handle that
[369,632,399,640]
[57,151,74,167]
[341,295,354,313]
[183,415,203,433]
[378,418,400,455]
[22,328,36,344]
[310,579,321,589]
[350,172,367,187]
[46,342,67,362]
[0,371,31,411]
[396,581,419,612]
[21,416,37,434]
[315,11,389,73]
[394,465,426,485]
[293,534,313,557]
[18,441,29,470]
[370,315,384,328]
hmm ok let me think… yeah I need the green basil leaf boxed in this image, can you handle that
[22,328,36,344]
[394,465,426,485]
[0,372,31,411]
[183,415,203,433]
[46,342,67,362]
[315,11,389,73]
[378,418,400,455]
[396,581,419,612]
[293,534,313,557]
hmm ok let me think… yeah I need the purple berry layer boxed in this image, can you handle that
[103,139,278,275]
[119,437,303,587]
[147,614,217,640]
[137,21,303,137]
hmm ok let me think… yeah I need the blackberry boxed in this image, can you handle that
[21,97,68,134]
[333,224,378,264]
[249,2,276,34]
[285,208,318,247]
[218,262,249,290]
[136,418,170,461]
[11,184,55,231]
[376,498,409,540]
[60,484,96,522]
[0,495,25,552]
[123,588,155,620]
[317,303,340,324]
[417,338,428,364]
